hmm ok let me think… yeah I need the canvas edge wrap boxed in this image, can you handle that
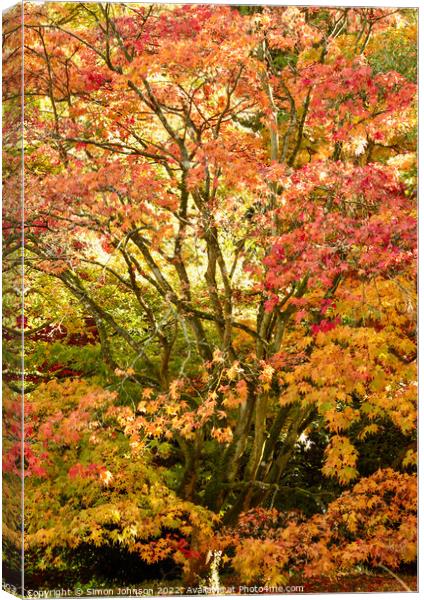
[2,2,25,597]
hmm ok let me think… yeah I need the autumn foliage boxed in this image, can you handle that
[219,469,416,586]
[2,2,417,592]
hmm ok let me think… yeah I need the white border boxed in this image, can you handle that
[0,0,422,8]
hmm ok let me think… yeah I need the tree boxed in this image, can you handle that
[3,2,417,587]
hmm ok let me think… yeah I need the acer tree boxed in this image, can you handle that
[3,2,417,589]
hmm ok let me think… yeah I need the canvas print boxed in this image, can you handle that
[2,1,417,596]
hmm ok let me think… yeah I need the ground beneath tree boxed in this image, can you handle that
[300,573,417,593]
